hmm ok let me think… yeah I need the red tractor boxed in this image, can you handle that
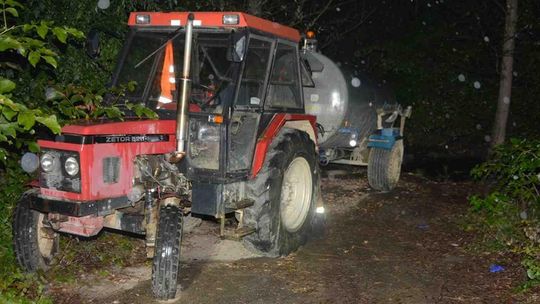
[13,12,326,299]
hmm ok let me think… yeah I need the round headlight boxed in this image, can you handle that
[40,153,55,172]
[64,157,79,176]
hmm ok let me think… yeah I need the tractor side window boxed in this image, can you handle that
[266,43,301,109]
[236,38,272,107]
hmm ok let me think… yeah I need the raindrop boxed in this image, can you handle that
[361,60,366,64]
[484,135,491,142]
[476,124,482,130]
[513,175,518,180]
[483,36,490,42]
[458,74,466,82]
[445,145,449,149]
[473,81,481,89]
[452,48,457,52]
[512,122,517,127]
[445,114,450,118]
[503,96,510,104]
[513,71,518,77]
[45,87,56,101]
[422,21,426,26]
[97,0,110,9]
[427,3,432,7]
[336,7,341,12]
[351,77,361,88]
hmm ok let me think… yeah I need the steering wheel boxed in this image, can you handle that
[191,83,219,106]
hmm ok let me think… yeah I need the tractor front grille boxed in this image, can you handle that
[103,157,120,184]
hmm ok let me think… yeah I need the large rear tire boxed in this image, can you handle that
[151,205,183,300]
[367,140,404,192]
[243,130,323,257]
[13,189,59,272]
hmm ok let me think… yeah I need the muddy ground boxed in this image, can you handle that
[48,170,537,304]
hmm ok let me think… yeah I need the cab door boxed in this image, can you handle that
[227,35,274,175]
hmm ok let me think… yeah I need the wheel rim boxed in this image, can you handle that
[280,157,312,233]
[387,142,404,186]
[37,213,55,260]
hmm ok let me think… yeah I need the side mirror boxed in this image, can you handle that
[86,29,101,59]
[227,32,246,62]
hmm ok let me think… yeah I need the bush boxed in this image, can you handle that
[469,138,540,284]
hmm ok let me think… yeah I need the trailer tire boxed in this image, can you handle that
[367,140,404,192]
[243,130,322,257]
[151,205,183,300]
[13,189,58,272]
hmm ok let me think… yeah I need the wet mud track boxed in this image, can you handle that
[54,172,531,303]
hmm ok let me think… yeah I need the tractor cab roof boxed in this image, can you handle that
[128,12,301,42]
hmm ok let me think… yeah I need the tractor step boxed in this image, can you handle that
[221,225,256,241]
[225,199,254,210]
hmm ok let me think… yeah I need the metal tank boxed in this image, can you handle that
[302,51,396,151]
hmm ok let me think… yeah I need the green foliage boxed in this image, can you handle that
[469,139,540,285]
[45,82,158,121]
[0,162,52,304]
[0,0,83,162]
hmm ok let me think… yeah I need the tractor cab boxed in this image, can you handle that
[113,12,308,180]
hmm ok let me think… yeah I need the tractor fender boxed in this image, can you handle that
[251,113,317,178]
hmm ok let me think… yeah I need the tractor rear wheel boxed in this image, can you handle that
[13,189,59,272]
[151,205,183,300]
[367,140,404,192]
[243,130,323,257]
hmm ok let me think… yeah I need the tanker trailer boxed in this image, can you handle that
[301,36,412,191]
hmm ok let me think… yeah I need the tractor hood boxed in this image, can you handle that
[61,119,176,136]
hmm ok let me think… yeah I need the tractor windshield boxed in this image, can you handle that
[113,30,240,113]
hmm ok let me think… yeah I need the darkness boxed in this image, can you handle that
[1,1,540,303]
[295,0,540,178]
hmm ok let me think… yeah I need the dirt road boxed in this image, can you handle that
[50,172,533,304]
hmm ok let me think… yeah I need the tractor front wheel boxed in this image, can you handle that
[151,205,183,300]
[13,189,59,272]
[367,140,404,192]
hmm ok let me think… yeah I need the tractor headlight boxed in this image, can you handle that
[64,157,79,176]
[40,153,55,172]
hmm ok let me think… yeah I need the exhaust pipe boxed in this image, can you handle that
[172,13,194,162]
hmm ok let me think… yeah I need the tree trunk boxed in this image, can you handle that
[491,0,518,148]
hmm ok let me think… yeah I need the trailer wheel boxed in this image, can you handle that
[13,189,58,272]
[151,205,183,300]
[367,140,404,192]
[243,130,323,257]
